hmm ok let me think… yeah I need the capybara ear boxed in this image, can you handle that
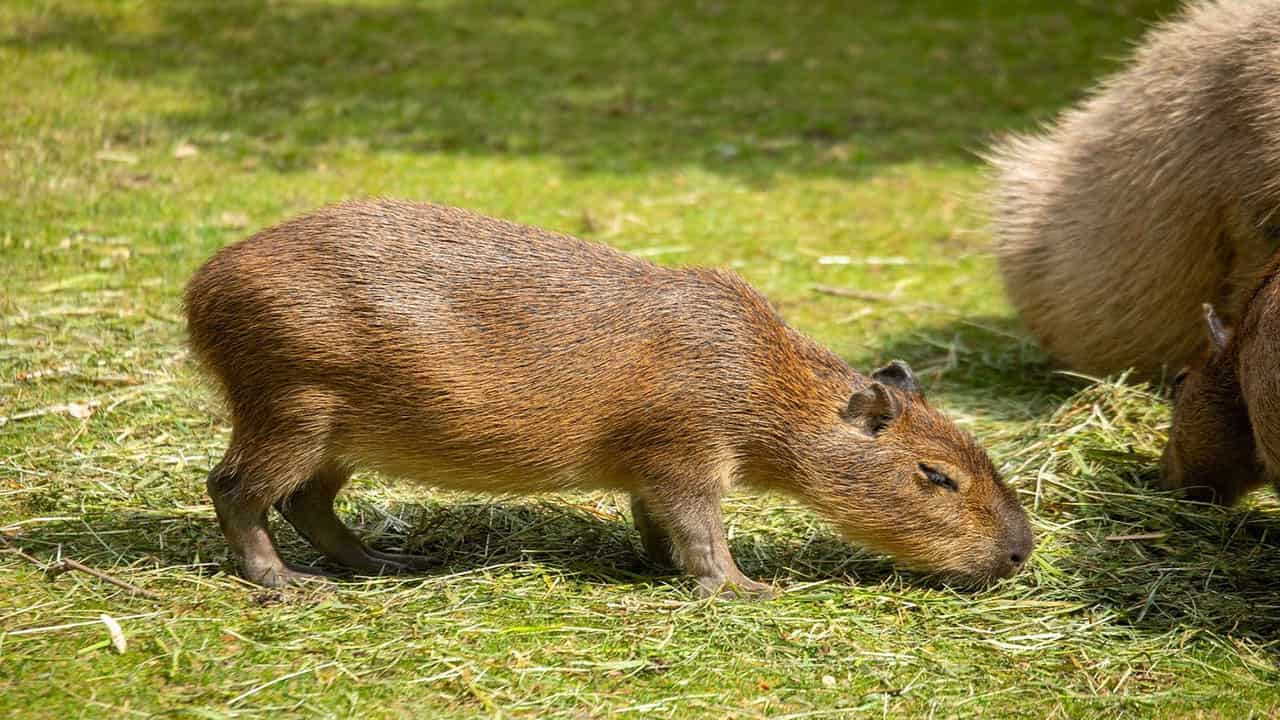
[1203,303,1230,353]
[843,382,901,436]
[871,360,921,396]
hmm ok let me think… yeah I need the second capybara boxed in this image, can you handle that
[1162,253,1280,504]
[185,199,1033,597]
[988,0,1280,379]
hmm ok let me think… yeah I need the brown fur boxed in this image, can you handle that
[185,199,1033,595]
[988,0,1280,379]
[1162,254,1280,504]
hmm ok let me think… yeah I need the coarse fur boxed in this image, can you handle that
[185,199,1033,596]
[987,0,1280,379]
[1162,255,1280,504]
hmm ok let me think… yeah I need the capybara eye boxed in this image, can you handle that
[919,463,957,491]
[1171,368,1190,394]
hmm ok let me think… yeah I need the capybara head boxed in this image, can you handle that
[803,362,1033,587]
[1160,305,1261,505]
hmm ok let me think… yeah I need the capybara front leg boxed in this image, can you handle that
[640,488,774,600]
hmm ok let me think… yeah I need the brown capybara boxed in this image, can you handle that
[988,0,1280,380]
[1162,256,1280,504]
[185,199,1033,597]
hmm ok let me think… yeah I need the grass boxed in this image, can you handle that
[2,0,1278,717]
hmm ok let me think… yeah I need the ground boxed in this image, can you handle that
[2,1,1278,718]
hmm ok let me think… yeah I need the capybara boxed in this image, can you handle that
[185,199,1033,596]
[1162,258,1280,504]
[988,0,1280,379]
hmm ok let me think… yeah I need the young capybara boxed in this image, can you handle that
[988,0,1280,380]
[185,199,1033,596]
[1162,257,1280,505]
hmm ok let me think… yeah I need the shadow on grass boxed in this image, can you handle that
[5,0,1178,182]
[7,499,897,593]
[1047,498,1280,651]
[10,491,1280,645]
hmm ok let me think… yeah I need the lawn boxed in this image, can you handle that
[3,0,1278,717]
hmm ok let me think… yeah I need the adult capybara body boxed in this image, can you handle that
[988,0,1280,379]
[186,199,1032,596]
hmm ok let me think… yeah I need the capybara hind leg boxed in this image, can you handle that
[275,463,434,574]
[639,486,774,600]
[630,495,675,568]
[206,461,330,587]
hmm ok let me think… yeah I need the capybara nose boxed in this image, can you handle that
[1003,532,1034,576]
[991,503,1034,579]
[996,525,1034,578]
[993,553,1026,580]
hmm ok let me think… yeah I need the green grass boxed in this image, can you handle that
[3,0,1278,717]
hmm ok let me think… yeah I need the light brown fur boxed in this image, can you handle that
[185,199,1032,596]
[1162,255,1280,504]
[988,0,1280,379]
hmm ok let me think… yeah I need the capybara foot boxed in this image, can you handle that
[247,563,336,588]
[694,575,777,601]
